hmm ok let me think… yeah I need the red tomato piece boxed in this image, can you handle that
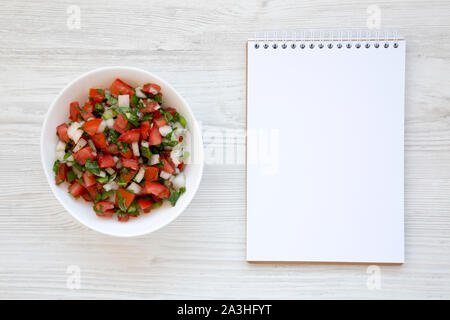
[141,101,159,113]
[82,171,97,187]
[109,78,134,96]
[89,88,105,103]
[153,117,167,128]
[144,166,159,181]
[118,128,141,143]
[92,133,108,149]
[164,107,177,116]
[73,146,96,165]
[94,201,114,217]
[98,153,115,168]
[178,162,185,171]
[113,114,128,134]
[140,121,150,140]
[121,158,139,170]
[81,112,94,121]
[70,101,81,122]
[137,199,153,213]
[117,188,135,209]
[121,170,137,183]
[82,118,103,136]
[142,83,161,95]
[148,126,162,146]
[143,181,170,198]
[86,185,99,199]
[55,163,68,185]
[161,156,175,174]
[120,149,133,159]
[105,143,119,155]
[68,180,85,197]
[56,123,69,143]
[118,214,130,222]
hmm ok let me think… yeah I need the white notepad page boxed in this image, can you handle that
[247,38,405,263]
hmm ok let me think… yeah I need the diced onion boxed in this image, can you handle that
[127,182,142,195]
[105,168,115,175]
[67,122,83,144]
[113,156,119,163]
[88,140,97,153]
[149,154,159,165]
[103,181,118,191]
[135,87,147,98]
[172,173,186,190]
[160,170,172,180]
[141,141,149,148]
[105,118,115,128]
[97,120,106,133]
[159,125,172,137]
[55,150,65,161]
[134,167,145,183]
[131,141,140,157]
[72,138,87,153]
[118,95,129,108]
[56,141,66,152]
[97,170,106,178]
[116,160,122,169]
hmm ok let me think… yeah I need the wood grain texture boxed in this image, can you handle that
[1,0,450,299]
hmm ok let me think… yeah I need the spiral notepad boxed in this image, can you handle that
[246,32,405,263]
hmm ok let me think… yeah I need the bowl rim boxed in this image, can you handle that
[40,66,204,237]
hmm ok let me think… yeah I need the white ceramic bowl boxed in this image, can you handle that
[41,67,204,237]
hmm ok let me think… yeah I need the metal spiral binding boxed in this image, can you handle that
[251,30,402,50]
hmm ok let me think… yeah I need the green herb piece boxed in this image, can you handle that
[151,201,163,209]
[127,200,138,214]
[97,89,104,95]
[53,160,60,174]
[105,127,120,144]
[117,192,127,212]
[94,189,114,203]
[140,146,152,159]
[176,113,186,128]
[105,93,118,105]
[67,170,77,183]
[118,141,130,153]
[71,161,85,172]
[154,93,162,104]
[179,186,186,194]
[130,95,139,107]
[85,159,101,175]
[94,103,104,113]
[141,113,153,121]
[167,188,184,207]
[63,151,72,161]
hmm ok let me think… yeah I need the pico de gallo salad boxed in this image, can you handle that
[53,78,190,222]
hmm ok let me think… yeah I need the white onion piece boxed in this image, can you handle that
[72,138,87,153]
[56,141,66,152]
[159,125,172,137]
[67,122,83,144]
[172,173,186,190]
[141,141,149,148]
[55,150,65,161]
[134,167,145,183]
[97,170,106,178]
[127,182,142,195]
[105,118,115,128]
[149,154,159,165]
[135,87,147,98]
[160,171,172,180]
[97,120,106,133]
[72,166,82,178]
[113,156,119,163]
[88,140,97,153]
[118,95,129,108]
[105,167,115,175]
[116,160,122,169]
[67,155,74,162]
[131,141,140,157]
[103,181,118,191]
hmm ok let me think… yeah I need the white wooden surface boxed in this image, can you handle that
[1,0,450,299]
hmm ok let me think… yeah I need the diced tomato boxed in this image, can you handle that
[92,133,108,149]
[55,163,68,184]
[118,128,141,143]
[86,185,99,199]
[137,199,153,213]
[68,180,85,197]
[56,123,69,143]
[121,158,139,170]
[118,214,130,222]
[81,112,94,121]
[161,156,175,174]
[140,121,150,140]
[148,125,162,145]
[113,114,128,134]
[82,118,103,136]
[105,143,119,155]
[94,201,114,217]
[73,146,96,165]
[82,192,94,202]
[141,100,159,113]
[164,107,177,116]
[143,181,170,198]
[82,171,97,187]
[178,136,183,142]
[153,117,167,128]
[70,101,81,122]
[121,170,137,183]
[117,188,135,209]
[83,101,94,113]
[89,88,105,103]
[109,78,134,96]
[144,166,159,181]
[120,148,133,159]
[98,153,115,168]
[178,162,185,171]
[142,83,161,95]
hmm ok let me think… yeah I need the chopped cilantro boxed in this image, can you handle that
[53,160,60,174]
[67,170,77,183]
[85,159,101,175]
